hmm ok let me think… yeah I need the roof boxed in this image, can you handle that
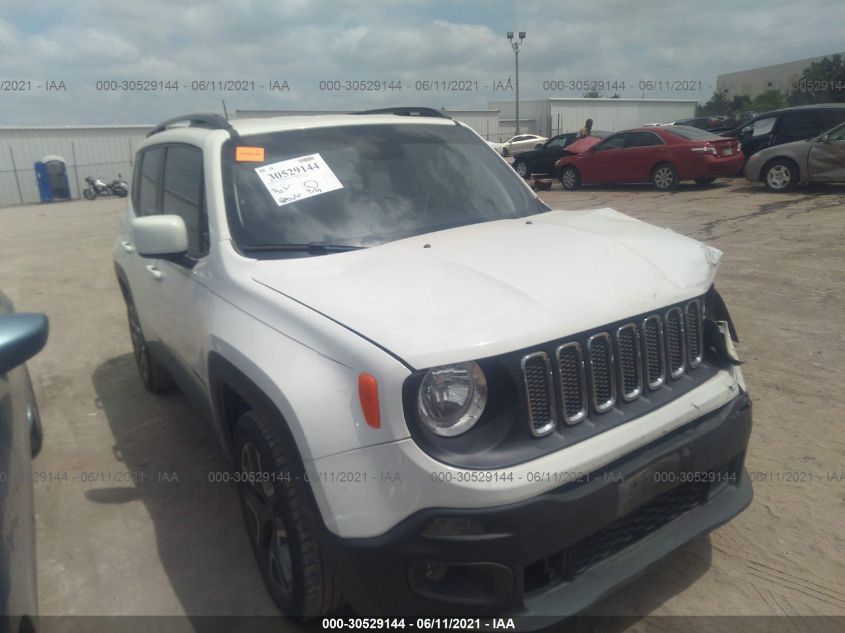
[198,114,457,138]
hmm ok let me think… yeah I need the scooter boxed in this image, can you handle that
[82,174,128,199]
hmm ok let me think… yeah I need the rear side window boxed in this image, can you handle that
[818,110,845,132]
[136,147,163,215]
[625,132,664,147]
[778,113,823,141]
[664,126,721,141]
[162,146,206,257]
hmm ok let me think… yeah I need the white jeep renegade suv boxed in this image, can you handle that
[113,109,752,623]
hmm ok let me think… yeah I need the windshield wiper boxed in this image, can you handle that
[242,242,365,254]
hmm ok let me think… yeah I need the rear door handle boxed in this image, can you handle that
[120,241,135,253]
[145,264,163,281]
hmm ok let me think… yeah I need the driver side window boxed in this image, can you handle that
[828,123,845,142]
[594,134,627,151]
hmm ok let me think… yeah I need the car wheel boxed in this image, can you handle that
[514,161,529,178]
[652,163,678,191]
[234,410,342,618]
[501,147,509,157]
[694,178,716,186]
[83,187,96,200]
[126,299,174,393]
[763,159,798,192]
[115,187,128,197]
[560,166,581,190]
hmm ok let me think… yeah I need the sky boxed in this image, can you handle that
[0,0,843,125]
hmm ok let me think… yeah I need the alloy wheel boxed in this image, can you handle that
[240,441,294,597]
[766,165,792,190]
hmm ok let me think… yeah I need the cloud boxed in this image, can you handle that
[0,0,843,123]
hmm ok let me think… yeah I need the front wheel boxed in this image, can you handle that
[501,147,509,157]
[233,411,342,618]
[763,159,798,192]
[652,163,678,191]
[514,161,529,178]
[559,166,581,190]
[83,187,96,200]
[126,300,174,393]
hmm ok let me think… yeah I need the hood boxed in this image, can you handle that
[562,136,601,155]
[252,208,722,369]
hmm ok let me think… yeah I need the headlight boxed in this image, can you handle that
[418,362,487,437]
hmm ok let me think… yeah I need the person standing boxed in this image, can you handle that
[577,118,594,138]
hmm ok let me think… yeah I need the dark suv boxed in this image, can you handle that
[721,104,845,158]
[512,131,609,178]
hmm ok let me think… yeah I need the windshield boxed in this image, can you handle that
[223,123,544,251]
[664,126,723,141]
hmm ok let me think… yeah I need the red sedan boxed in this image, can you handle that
[554,126,744,191]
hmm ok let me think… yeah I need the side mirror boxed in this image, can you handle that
[0,314,49,375]
[820,134,830,143]
[131,215,188,257]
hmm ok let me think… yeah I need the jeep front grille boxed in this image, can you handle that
[556,342,588,424]
[522,352,557,437]
[521,298,705,437]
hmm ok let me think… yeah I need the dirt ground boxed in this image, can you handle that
[1,177,843,628]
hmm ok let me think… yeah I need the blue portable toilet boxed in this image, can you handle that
[34,155,71,202]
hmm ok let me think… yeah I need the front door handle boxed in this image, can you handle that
[145,264,163,281]
[120,241,135,253]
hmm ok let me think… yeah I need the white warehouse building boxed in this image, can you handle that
[489,98,698,138]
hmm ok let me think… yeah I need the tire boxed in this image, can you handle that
[559,166,581,190]
[83,187,96,200]
[114,187,128,197]
[694,178,716,186]
[501,147,509,157]
[762,159,798,192]
[126,299,174,393]
[514,161,529,178]
[652,163,678,191]
[233,410,342,618]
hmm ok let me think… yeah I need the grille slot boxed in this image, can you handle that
[587,333,616,413]
[615,324,642,401]
[685,299,703,368]
[664,307,686,379]
[642,315,666,389]
[556,342,588,424]
[522,352,557,437]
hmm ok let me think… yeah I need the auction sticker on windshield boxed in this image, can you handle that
[255,153,343,207]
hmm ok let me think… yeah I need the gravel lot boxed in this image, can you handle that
[1,177,843,629]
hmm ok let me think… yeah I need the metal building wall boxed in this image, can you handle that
[0,126,150,207]
[489,99,551,137]
[443,109,501,141]
[549,98,697,134]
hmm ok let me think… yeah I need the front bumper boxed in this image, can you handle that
[323,392,752,622]
[744,158,764,182]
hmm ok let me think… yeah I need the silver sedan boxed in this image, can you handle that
[744,121,845,191]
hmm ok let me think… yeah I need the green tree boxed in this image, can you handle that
[699,90,731,115]
[750,89,787,112]
[788,54,845,104]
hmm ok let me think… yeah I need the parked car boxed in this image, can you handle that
[555,126,744,190]
[512,131,609,178]
[495,133,548,156]
[720,104,845,158]
[0,293,48,633]
[672,117,723,131]
[744,120,845,191]
[115,110,752,623]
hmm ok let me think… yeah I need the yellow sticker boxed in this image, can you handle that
[236,146,265,162]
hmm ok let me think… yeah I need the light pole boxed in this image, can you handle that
[507,31,525,134]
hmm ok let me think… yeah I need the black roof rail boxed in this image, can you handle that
[147,113,240,139]
[351,107,451,119]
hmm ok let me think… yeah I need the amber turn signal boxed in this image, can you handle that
[358,372,381,429]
